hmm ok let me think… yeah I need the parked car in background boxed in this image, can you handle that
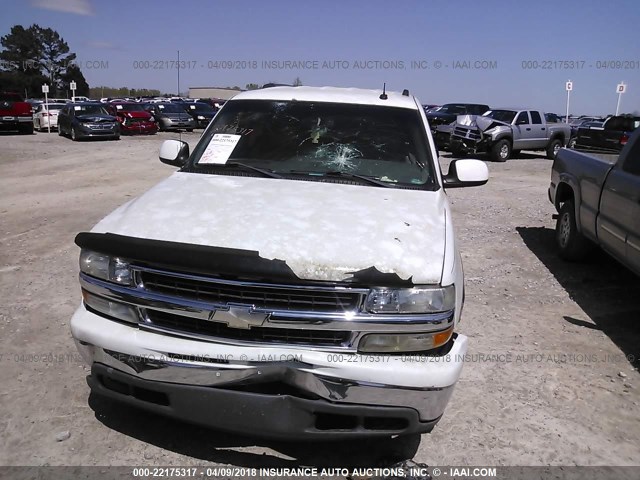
[0,92,33,134]
[427,103,490,150]
[568,116,606,142]
[33,103,66,131]
[422,104,439,113]
[569,115,639,153]
[545,113,564,123]
[144,102,195,131]
[58,102,120,141]
[106,102,158,135]
[549,128,640,275]
[182,101,217,128]
[25,98,44,113]
[70,85,489,439]
[199,98,226,110]
[450,108,571,161]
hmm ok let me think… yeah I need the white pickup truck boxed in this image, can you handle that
[70,86,488,439]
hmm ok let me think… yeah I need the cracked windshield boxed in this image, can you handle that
[191,100,436,187]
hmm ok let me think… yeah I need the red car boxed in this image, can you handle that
[107,102,158,135]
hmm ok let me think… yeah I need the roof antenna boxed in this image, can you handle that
[402,89,409,96]
[379,83,388,100]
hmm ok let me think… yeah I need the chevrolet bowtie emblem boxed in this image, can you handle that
[208,304,269,330]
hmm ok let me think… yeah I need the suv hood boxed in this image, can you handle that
[91,173,447,284]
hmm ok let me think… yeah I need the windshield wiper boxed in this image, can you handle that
[287,170,393,188]
[226,161,283,179]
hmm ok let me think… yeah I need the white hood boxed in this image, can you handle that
[92,173,447,284]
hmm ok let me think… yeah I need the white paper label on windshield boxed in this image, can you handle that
[199,134,242,164]
[74,106,81,111]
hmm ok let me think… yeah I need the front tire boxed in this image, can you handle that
[556,200,593,261]
[71,126,78,141]
[568,137,577,149]
[491,139,511,162]
[546,138,563,159]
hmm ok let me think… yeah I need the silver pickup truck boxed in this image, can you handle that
[450,108,571,161]
[549,129,640,275]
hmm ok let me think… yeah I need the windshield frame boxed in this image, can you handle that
[184,99,439,191]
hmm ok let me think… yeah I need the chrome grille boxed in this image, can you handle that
[139,270,362,312]
[453,126,481,140]
[145,309,351,347]
[88,123,114,130]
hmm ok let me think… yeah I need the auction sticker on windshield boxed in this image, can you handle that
[199,134,242,164]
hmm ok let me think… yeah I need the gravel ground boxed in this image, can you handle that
[1,131,639,470]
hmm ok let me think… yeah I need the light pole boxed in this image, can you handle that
[42,83,50,133]
[615,82,626,115]
[565,80,572,123]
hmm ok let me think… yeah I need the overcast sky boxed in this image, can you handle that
[2,0,639,115]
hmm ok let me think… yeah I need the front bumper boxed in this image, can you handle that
[160,118,195,130]
[77,124,119,138]
[72,306,467,438]
[0,116,32,129]
[121,123,158,135]
[450,135,487,154]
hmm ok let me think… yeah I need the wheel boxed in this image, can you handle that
[34,119,40,131]
[556,200,593,261]
[568,137,577,149]
[58,126,64,136]
[186,128,193,132]
[71,126,78,141]
[546,138,563,159]
[491,139,511,162]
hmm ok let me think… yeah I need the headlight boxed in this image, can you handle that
[364,285,455,314]
[359,326,454,353]
[82,290,139,324]
[79,249,132,285]
[197,115,205,120]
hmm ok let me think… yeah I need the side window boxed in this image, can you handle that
[515,111,529,125]
[530,111,542,124]
[622,133,640,175]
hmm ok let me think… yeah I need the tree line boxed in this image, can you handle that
[0,24,89,97]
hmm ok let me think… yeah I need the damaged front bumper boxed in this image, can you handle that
[72,306,467,439]
[450,129,489,154]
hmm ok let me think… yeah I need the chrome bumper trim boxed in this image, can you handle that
[76,341,456,421]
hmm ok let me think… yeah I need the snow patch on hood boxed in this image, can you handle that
[91,173,447,284]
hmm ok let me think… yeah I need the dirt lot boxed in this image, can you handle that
[1,131,639,470]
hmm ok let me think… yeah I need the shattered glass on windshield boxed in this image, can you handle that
[189,99,436,188]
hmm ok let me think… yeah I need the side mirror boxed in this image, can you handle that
[443,159,489,188]
[159,139,189,167]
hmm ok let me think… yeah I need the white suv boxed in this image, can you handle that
[71,86,488,439]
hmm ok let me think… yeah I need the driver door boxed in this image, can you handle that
[513,111,535,149]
